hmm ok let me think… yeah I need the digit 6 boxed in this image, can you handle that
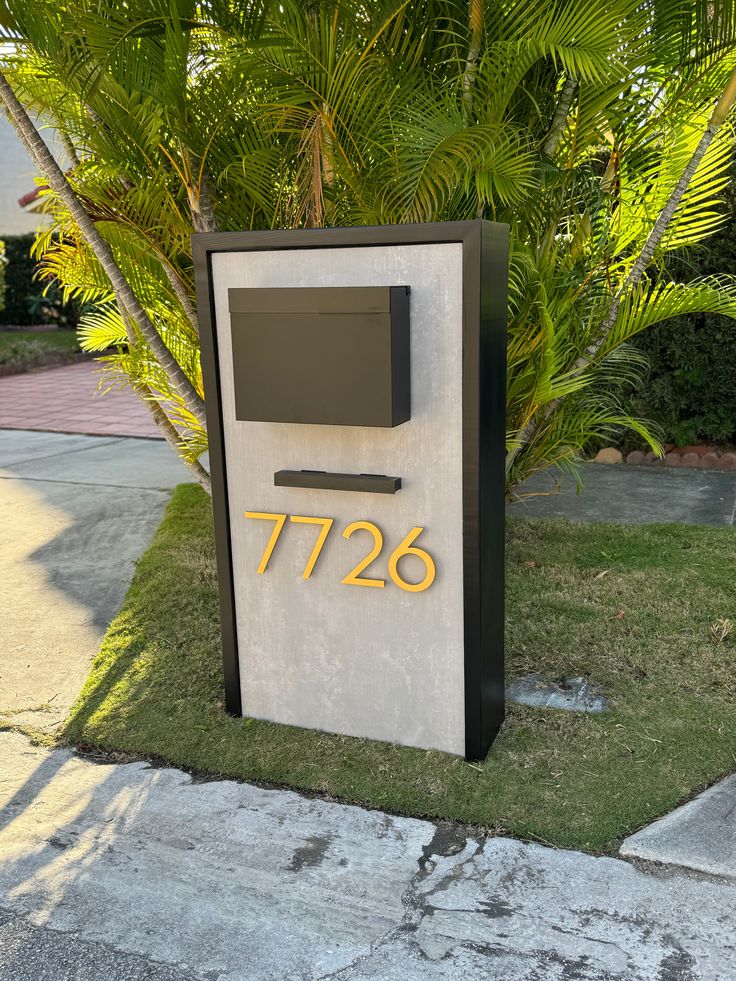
[388,527,436,593]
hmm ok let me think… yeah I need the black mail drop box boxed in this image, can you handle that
[228,285,410,427]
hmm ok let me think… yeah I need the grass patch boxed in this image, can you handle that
[0,330,83,374]
[63,484,736,852]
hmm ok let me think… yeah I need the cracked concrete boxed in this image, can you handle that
[2,731,736,980]
[507,673,608,713]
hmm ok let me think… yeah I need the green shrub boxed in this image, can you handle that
[0,239,5,313]
[0,234,36,325]
[0,329,82,374]
[630,317,736,447]
[0,233,79,327]
[628,180,736,447]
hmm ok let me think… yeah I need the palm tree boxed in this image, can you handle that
[3,0,736,496]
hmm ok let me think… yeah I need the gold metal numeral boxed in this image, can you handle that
[245,511,436,591]
[290,515,335,579]
[244,511,287,574]
[388,526,436,593]
[340,520,385,588]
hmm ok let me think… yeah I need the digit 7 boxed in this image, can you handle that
[244,511,287,574]
[290,515,334,579]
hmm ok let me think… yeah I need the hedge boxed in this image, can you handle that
[0,234,37,325]
[627,179,736,447]
[0,233,79,328]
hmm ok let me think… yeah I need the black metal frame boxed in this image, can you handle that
[192,221,508,761]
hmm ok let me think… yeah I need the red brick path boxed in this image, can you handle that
[0,361,162,439]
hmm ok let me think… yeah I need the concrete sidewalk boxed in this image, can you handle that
[511,463,736,526]
[0,430,189,731]
[2,730,736,981]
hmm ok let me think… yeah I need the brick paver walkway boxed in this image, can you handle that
[0,361,161,439]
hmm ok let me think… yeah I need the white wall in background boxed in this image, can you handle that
[0,114,58,236]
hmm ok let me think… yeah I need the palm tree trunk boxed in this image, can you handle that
[596,62,736,344]
[146,391,212,494]
[542,74,576,158]
[0,71,208,430]
[58,128,81,169]
[462,0,484,121]
[117,303,211,492]
[161,260,199,332]
[185,146,219,235]
[195,173,218,234]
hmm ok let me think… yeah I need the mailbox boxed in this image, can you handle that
[229,285,410,427]
[193,221,508,760]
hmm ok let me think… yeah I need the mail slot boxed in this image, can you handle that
[229,285,410,427]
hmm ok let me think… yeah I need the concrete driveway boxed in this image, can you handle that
[0,429,189,730]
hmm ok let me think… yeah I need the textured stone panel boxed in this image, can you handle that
[211,244,466,754]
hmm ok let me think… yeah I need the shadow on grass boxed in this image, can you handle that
[62,484,736,854]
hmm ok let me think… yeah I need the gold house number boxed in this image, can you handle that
[244,512,436,592]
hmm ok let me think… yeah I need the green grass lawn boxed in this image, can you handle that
[0,330,82,373]
[61,484,736,853]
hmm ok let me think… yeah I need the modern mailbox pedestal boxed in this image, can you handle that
[193,221,508,760]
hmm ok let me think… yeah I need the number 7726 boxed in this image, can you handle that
[244,511,436,593]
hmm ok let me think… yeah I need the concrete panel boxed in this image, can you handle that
[211,245,466,754]
[0,733,433,980]
[0,478,173,718]
[0,431,116,468]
